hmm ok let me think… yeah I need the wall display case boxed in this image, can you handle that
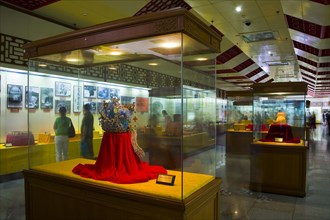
[249,82,308,197]
[22,8,222,219]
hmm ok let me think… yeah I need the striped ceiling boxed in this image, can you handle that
[1,0,329,97]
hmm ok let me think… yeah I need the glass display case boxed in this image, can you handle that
[251,82,307,143]
[225,91,254,155]
[21,8,222,219]
[249,82,308,197]
[146,87,216,170]
[226,91,253,131]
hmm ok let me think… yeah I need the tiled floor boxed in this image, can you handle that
[217,125,330,220]
[0,125,329,220]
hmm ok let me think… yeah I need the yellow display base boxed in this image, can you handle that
[0,139,102,175]
[254,139,305,146]
[32,158,215,201]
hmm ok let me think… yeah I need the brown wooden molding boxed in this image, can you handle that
[23,8,222,59]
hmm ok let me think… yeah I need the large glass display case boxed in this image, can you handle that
[251,82,307,143]
[21,8,222,218]
[249,82,308,197]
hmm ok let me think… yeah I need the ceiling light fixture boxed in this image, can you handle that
[196,57,207,61]
[109,51,122,56]
[109,65,117,70]
[235,6,242,12]
[65,50,81,63]
[148,63,159,66]
[160,42,179,48]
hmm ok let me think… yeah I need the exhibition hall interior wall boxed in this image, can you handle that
[0,67,151,143]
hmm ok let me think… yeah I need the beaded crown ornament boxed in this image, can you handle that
[99,98,136,133]
[98,98,144,159]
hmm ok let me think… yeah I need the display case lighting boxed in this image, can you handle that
[108,51,122,56]
[65,50,81,63]
[109,65,117,70]
[160,42,179,48]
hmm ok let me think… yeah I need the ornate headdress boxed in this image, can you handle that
[99,98,144,158]
[99,98,135,133]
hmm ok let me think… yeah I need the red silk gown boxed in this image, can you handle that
[72,132,167,184]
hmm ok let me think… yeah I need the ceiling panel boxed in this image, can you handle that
[1,0,329,97]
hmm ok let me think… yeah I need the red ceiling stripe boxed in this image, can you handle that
[255,74,269,82]
[317,77,330,80]
[245,68,262,78]
[317,72,330,75]
[217,76,247,80]
[216,46,242,64]
[216,69,237,74]
[320,49,330,56]
[285,14,329,39]
[297,55,318,67]
[302,72,316,80]
[2,0,59,10]
[231,82,253,85]
[293,40,319,56]
[319,62,330,67]
[134,0,191,16]
[310,0,330,5]
[300,65,317,75]
[303,77,316,85]
[233,59,254,72]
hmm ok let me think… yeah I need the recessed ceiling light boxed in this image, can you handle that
[38,63,47,67]
[235,6,242,12]
[196,57,207,61]
[66,58,79,62]
[160,42,179,48]
[148,63,159,66]
[109,51,122,56]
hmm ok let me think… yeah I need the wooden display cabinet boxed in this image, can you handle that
[250,141,307,197]
[23,159,221,220]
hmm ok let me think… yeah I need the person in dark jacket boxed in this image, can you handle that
[81,104,94,158]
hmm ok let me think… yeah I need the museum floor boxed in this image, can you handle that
[0,125,329,220]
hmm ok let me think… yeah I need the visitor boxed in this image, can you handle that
[53,106,72,161]
[81,103,94,159]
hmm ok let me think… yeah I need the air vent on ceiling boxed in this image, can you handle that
[266,61,289,66]
[241,31,275,43]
